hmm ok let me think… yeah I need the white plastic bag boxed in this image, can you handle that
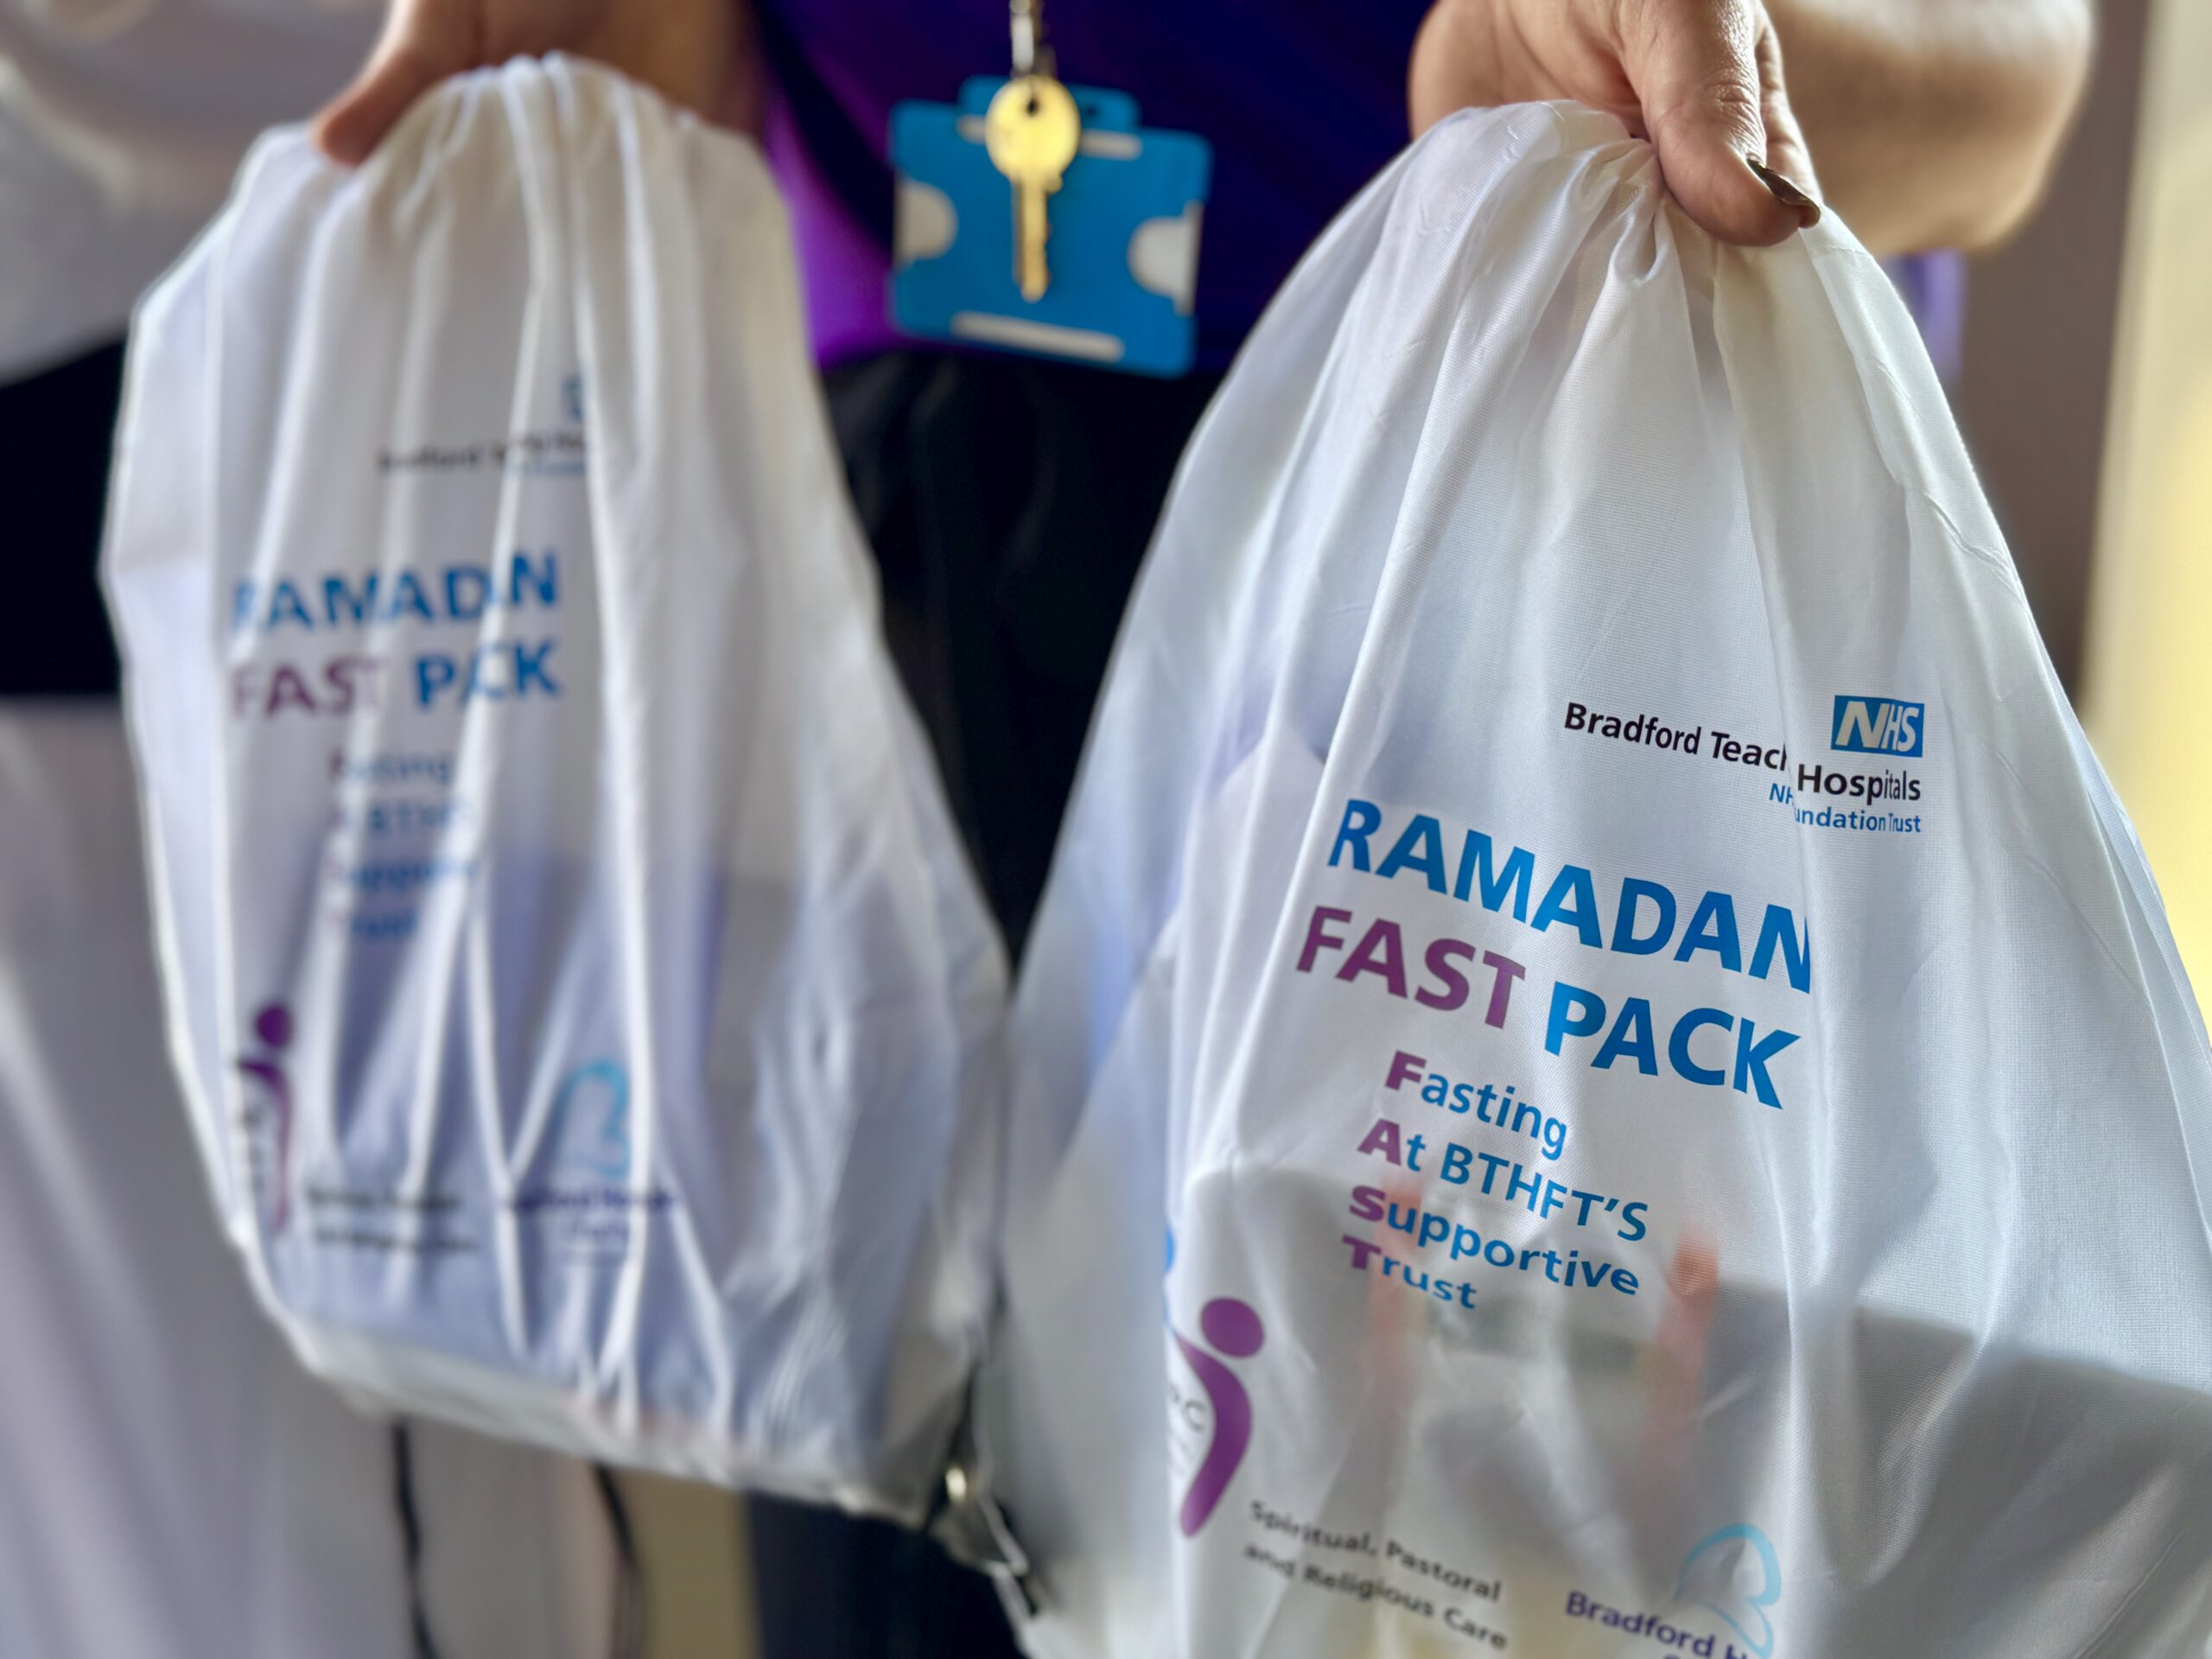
[105,56,1005,1519]
[989,104,2212,1656]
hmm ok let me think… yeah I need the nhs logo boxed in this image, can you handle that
[1831,696,1924,756]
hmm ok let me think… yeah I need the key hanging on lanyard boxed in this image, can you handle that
[982,0,1081,302]
[887,0,1214,373]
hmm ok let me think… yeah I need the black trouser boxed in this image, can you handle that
[1,343,125,698]
[825,350,1222,953]
[741,353,1221,1658]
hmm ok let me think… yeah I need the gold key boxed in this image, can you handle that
[983,73,1081,302]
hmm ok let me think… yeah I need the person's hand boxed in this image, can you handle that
[1409,0,1821,246]
[314,0,747,165]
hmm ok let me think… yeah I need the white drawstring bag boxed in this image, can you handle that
[988,104,2212,1656]
[105,55,1006,1519]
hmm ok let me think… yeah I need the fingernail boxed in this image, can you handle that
[1747,158,1821,228]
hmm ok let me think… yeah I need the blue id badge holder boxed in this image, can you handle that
[888,78,1212,378]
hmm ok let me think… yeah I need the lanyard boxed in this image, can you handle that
[1010,0,1050,78]
[887,0,1214,376]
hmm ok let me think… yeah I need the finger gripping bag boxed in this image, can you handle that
[103,56,1006,1519]
[988,105,2212,1656]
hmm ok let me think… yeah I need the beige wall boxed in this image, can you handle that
[621,1473,760,1658]
[2083,0,2212,995]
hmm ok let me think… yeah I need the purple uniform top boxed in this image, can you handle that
[761,0,1432,369]
[760,2,1966,379]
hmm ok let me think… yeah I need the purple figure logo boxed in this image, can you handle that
[1171,1293,1266,1536]
[234,1001,294,1233]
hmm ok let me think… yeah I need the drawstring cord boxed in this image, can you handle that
[391,1425,443,1659]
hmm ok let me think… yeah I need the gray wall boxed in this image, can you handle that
[1955,0,2152,688]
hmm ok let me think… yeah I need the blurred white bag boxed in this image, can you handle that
[105,55,1005,1519]
[989,104,2212,1656]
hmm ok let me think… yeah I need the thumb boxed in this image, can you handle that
[1624,0,1820,246]
[314,2,477,165]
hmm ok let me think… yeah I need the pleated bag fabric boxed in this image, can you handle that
[105,56,1006,1520]
[990,103,2212,1656]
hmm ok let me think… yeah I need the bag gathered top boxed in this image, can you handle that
[105,55,1007,1521]
[987,102,2212,1658]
